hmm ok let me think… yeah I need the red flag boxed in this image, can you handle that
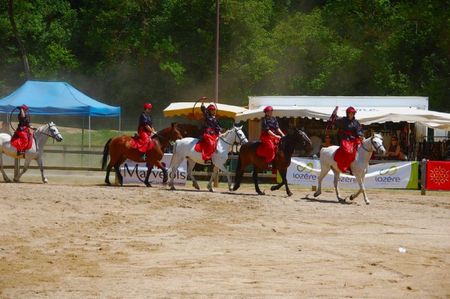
[325,106,339,132]
[426,161,450,190]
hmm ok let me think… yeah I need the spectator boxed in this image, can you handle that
[321,134,333,148]
[385,136,405,160]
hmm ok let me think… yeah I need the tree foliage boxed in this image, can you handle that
[0,0,449,122]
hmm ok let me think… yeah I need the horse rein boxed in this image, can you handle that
[361,136,382,153]
[219,128,245,146]
[35,124,58,139]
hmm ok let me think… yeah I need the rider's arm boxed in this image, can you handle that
[334,117,343,129]
[145,124,155,133]
[276,128,285,137]
[19,108,25,118]
[355,121,364,138]
[141,113,155,133]
[201,104,207,115]
[273,118,284,137]
[268,130,281,139]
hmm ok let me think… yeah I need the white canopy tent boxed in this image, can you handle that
[234,96,450,147]
[235,105,450,130]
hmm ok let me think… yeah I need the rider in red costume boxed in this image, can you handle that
[334,106,364,173]
[195,102,222,163]
[256,106,285,163]
[131,103,156,160]
[11,105,33,156]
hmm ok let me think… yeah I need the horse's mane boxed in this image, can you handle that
[154,125,181,139]
[373,133,383,140]
[34,123,49,135]
[157,126,171,135]
[172,122,200,138]
[277,131,297,157]
[279,129,311,158]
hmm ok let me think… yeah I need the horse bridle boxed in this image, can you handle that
[31,123,59,152]
[296,129,310,146]
[35,123,58,139]
[219,128,245,146]
[362,136,383,153]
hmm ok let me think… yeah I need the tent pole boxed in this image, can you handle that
[81,117,85,148]
[88,115,91,150]
[118,113,121,132]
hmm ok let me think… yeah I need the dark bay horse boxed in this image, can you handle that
[172,122,200,138]
[233,129,312,196]
[102,124,183,186]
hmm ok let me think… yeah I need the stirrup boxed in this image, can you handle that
[141,153,147,161]
[204,159,212,165]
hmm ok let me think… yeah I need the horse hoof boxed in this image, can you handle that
[365,200,370,205]
[208,188,214,193]
[270,186,277,191]
[349,195,354,201]
[338,197,346,203]
[232,185,240,191]
[169,185,175,191]
[257,191,265,196]
[43,179,48,184]
[145,183,152,187]
[193,183,200,190]
[313,191,321,197]
[287,191,293,197]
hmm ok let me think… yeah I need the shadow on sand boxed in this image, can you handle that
[298,195,354,205]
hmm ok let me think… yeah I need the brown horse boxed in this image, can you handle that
[232,129,312,196]
[171,122,200,138]
[102,124,183,186]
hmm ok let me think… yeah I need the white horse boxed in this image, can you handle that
[0,122,63,183]
[168,125,248,192]
[313,134,386,204]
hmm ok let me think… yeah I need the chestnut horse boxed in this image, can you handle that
[102,124,182,186]
[232,129,312,196]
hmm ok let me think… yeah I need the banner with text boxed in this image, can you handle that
[286,158,418,189]
[119,154,187,186]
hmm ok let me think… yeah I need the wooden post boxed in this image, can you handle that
[420,159,427,195]
[213,0,219,188]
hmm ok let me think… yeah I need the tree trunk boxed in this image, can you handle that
[7,0,31,79]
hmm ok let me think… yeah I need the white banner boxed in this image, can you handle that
[286,158,418,189]
[119,154,187,186]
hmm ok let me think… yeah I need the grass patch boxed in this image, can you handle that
[60,130,134,147]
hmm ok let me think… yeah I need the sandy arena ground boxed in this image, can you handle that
[0,171,449,298]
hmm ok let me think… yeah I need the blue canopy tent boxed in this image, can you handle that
[0,80,121,148]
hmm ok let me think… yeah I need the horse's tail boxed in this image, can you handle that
[101,138,112,170]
